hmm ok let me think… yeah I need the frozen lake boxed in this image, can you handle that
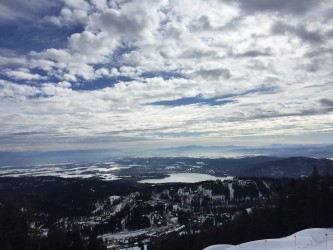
[139,173,231,183]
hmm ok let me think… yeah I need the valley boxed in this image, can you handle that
[1,156,333,249]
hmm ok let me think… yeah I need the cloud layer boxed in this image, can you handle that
[0,0,333,152]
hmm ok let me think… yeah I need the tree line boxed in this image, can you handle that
[147,167,333,250]
[0,198,106,250]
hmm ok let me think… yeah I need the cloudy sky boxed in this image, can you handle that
[1,0,333,153]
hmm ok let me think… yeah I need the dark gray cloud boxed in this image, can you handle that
[232,49,273,58]
[179,48,217,59]
[304,48,333,58]
[189,15,214,31]
[304,81,333,89]
[234,107,322,122]
[326,29,333,38]
[246,59,267,71]
[322,6,333,21]
[191,68,232,80]
[320,98,333,107]
[205,107,320,124]
[226,0,322,15]
[271,21,324,44]
[302,56,329,73]
[188,14,237,33]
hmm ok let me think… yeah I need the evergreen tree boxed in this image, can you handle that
[0,199,30,250]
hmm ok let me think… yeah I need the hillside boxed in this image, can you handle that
[237,157,333,178]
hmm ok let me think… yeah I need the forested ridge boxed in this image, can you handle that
[147,169,333,250]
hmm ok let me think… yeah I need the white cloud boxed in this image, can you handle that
[0,0,333,151]
[0,80,40,100]
[0,54,27,67]
[68,31,117,56]
[3,68,45,80]
[94,67,109,77]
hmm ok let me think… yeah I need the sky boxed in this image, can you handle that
[0,0,333,153]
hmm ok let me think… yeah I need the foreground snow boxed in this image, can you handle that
[204,228,332,250]
[204,245,233,250]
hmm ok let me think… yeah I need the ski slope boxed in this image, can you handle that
[204,228,332,250]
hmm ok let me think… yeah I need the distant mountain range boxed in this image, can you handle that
[0,149,118,166]
[152,144,333,158]
[0,153,332,179]
[0,144,333,169]
[233,156,333,178]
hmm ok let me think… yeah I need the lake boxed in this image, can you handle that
[139,173,232,183]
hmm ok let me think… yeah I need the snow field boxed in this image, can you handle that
[204,228,333,250]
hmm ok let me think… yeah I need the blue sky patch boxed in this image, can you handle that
[72,76,134,91]
[149,95,236,107]
[0,22,83,54]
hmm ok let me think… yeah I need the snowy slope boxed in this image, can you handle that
[204,228,332,250]
[204,245,233,250]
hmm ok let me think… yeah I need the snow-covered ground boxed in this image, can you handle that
[0,163,121,180]
[204,228,333,250]
[101,229,148,241]
[204,244,233,250]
